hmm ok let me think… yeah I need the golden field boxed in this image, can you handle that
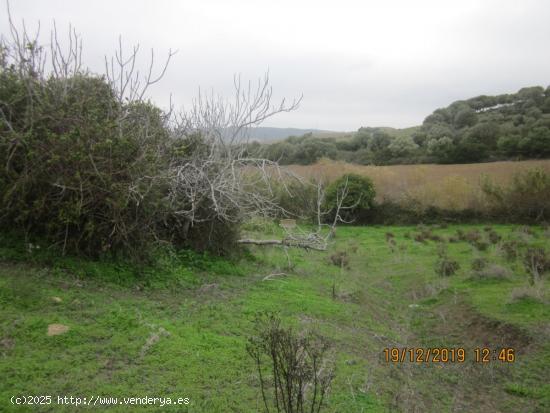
[287,159,550,210]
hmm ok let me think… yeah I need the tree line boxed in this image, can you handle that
[258,86,550,165]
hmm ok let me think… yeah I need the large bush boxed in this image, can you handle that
[323,174,376,222]
[0,17,302,259]
[0,71,176,257]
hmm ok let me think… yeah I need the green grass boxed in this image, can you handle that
[0,224,549,412]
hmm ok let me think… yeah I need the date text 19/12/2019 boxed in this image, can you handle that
[383,347,516,363]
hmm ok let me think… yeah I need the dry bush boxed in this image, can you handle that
[434,244,460,277]
[246,313,334,413]
[487,230,502,244]
[473,240,490,252]
[471,257,489,272]
[508,286,545,303]
[329,251,350,269]
[500,240,520,261]
[414,233,427,243]
[472,264,511,281]
[523,248,550,285]
[464,230,482,243]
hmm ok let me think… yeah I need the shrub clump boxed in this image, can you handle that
[246,312,334,413]
[323,174,375,223]
[481,169,550,222]
[434,244,460,277]
[329,251,350,269]
[508,286,544,303]
[500,240,520,261]
[523,247,550,284]
[471,257,489,271]
[472,264,511,281]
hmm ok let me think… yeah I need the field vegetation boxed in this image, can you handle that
[1,223,549,412]
[285,159,550,219]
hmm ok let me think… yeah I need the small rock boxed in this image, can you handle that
[408,304,420,309]
[47,324,69,336]
[51,296,62,303]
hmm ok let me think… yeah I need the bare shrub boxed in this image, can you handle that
[473,240,490,251]
[465,230,482,243]
[434,244,460,277]
[523,247,550,285]
[487,230,502,244]
[246,313,334,413]
[414,233,427,243]
[500,240,520,261]
[517,225,536,236]
[412,225,441,243]
[471,257,489,271]
[472,264,511,281]
[508,286,544,303]
[329,251,349,269]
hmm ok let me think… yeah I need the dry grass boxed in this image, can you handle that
[287,159,550,210]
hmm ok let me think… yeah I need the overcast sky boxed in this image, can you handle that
[3,0,550,130]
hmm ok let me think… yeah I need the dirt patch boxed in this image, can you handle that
[1,337,15,353]
[429,301,532,350]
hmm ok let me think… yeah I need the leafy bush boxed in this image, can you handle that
[323,174,375,223]
[0,71,176,258]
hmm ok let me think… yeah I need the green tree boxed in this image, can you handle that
[453,107,478,128]
[388,135,419,158]
[323,174,376,222]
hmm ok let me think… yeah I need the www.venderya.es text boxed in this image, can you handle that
[10,395,190,407]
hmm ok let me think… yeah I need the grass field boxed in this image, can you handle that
[1,223,549,412]
[288,159,550,210]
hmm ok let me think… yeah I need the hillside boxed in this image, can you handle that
[247,127,345,142]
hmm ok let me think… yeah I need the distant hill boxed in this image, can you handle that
[248,127,347,142]
[373,126,422,138]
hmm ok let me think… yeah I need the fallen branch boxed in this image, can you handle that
[262,272,287,281]
[238,178,355,252]
[237,237,328,251]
